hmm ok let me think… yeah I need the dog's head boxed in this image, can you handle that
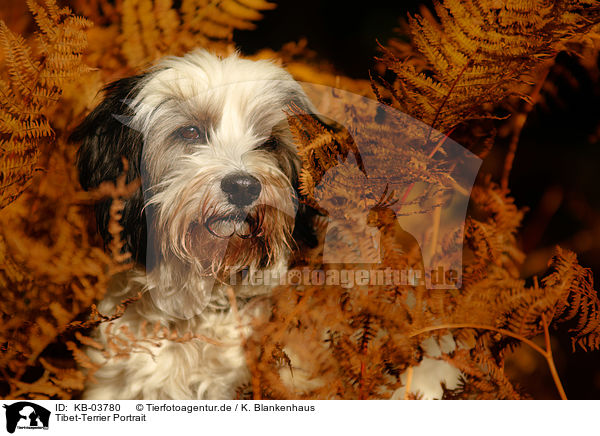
[72,50,317,315]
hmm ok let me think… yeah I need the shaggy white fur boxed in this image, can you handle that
[84,269,275,399]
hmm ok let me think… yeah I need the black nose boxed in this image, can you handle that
[220,173,262,206]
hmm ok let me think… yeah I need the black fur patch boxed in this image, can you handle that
[70,74,149,265]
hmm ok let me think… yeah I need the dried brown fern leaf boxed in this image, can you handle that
[247,252,425,399]
[286,104,362,205]
[458,246,600,352]
[240,0,600,401]
[542,247,600,351]
[0,134,143,398]
[375,0,600,141]
[85,0,275,72]
[247,99,479,399]
[0,0,91,210]
[441,345,522,399]
[409,243,599,399]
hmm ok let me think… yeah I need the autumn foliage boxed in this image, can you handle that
[1,0,600,399]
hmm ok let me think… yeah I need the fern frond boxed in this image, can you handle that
[376,0,600,135]
[115,0,275,67]
[0,0,91,210]
[543,247,600,351]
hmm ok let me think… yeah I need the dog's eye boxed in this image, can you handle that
[176,126,203,141]
[257,137,278,150]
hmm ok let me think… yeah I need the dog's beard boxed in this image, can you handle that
[150,165,296,270]
[144,168,296,319]
[185,203,295,274]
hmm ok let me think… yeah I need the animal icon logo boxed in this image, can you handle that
[3,402,50,434]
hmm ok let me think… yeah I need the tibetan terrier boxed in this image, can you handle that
[73,50,317,399]
[73,50,460,400]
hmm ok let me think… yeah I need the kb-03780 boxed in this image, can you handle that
[74,403,121,412]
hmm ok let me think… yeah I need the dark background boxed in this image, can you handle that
[235,1,600,399]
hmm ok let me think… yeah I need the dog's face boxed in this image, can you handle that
[135,52,308,274]
[73,51,316,317]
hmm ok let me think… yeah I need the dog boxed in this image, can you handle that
[73,50,460,399]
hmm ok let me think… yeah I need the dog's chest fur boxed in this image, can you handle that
[83,270,462,400]
[84,271,271,400]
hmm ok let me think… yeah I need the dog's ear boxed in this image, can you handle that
[70,75,148,265]
[292,195,320,251]
[278,92,325,252]
[284,141,320,251]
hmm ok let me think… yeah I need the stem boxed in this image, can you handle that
[409,321,568,400]
[541,314,567,400]
[428,204,442,261]
[359,360,366,400]
[409,324,547,356]
[403,366,414,400]
[501,64,552,191]
[426,58,473,145]
[399,126,458,207]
